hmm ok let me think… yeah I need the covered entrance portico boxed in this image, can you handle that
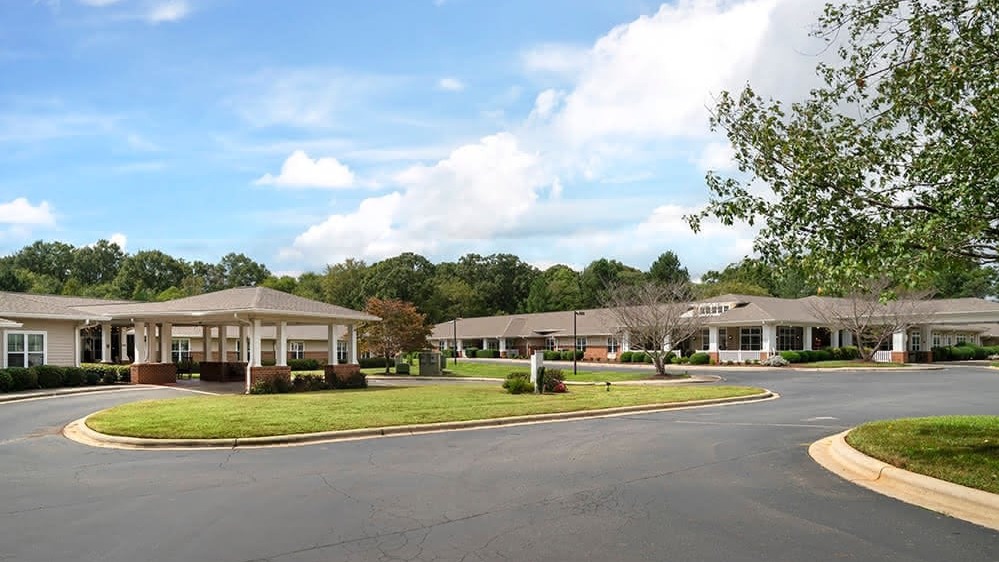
[83,287,379,392]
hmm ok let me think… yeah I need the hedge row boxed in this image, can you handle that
[250,371,368,394]
[932,345,999,361]
[0,363,131,393]
[618,351,657,364]
[779,347,862,363]
[541,350,584,361]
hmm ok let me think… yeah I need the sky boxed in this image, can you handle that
[0,0,834,278]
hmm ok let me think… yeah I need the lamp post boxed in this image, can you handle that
[452,317,460,366]
[573,310,585,376]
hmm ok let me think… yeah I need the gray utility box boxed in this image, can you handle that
[418,352,442,376]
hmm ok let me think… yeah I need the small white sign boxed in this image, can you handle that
[530,351,544,387]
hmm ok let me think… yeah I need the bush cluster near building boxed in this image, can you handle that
[502,368,567,394]
[0,363,131,393]
[250,370,368,394]
[932,344,999,361]
[778,347,862,364]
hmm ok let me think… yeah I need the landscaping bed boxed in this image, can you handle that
[847,416,999,494]
[86,384,763,439]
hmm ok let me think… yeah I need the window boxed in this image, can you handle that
[740,327,762,351]
[336,340,348,363]
[575,337,587,351]
[932,333,941,347]
[545,336,557,351]
[718,328,728,351]
[607,337,619,353]
[909,331,921,352]
[171,339,191,363]
[776,326,803,351]
[438,340,446,351]
[7,332,45,368]
[289,341,305,360]
[956,334,967,344]
[697,304,731,316]
[701,328,711,351]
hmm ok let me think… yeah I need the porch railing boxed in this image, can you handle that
[873,350,893,363]
[718,350,762,363]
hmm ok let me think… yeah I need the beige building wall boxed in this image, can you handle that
[1,318,78,367]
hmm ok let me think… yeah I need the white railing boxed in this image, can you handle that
[718,350,762,363]
[873,350,893,363]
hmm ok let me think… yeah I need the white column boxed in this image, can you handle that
[349,324,358,364]
[217,326,226,361]
[762,324,776,353]
[238,325,247,362]
[203,326,213,361]
[276,321,288,367]
[663,336,673,352]
[482,338,488,350]
[920,325,932,352]
[803,326,813,351]
[499,338,507,354]
[621,333,630,352]
[133,322,145,364]
[100,323,112,363]
[160,323,172,364]
[251,319,263,367]
[328,324,338,365]
[708,327,719,352]
[842,331,854,346]
[457,339,464,357]
[148,323,159,363]
[74,325,83,368]
[892,330,906,351]
[120,328,129,362]
[830,329,840,348]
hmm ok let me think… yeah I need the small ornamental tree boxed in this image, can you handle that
[602,281,703,376]
[358,298,432,374]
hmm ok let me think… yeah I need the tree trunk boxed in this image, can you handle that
[384,352,391,374]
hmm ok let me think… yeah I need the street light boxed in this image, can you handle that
[573,310,585,376]
[452,317,461,366]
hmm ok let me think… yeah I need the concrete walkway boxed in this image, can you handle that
[0,384,160,404]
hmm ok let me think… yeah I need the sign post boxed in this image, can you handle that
[530,351,545,394]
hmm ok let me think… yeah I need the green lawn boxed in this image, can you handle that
[86,384,763,439]
[847,416,999,494]
[797,360,905,368]
[363,360,656,382]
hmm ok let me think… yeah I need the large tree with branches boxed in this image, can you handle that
[689,0,998,290]
[602,281,703,376]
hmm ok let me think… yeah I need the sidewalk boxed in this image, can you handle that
[0,384,158,404]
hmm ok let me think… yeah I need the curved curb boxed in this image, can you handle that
[790,366,945,372]
[0,384,163,405]
[66,390,775,450]
[809,430,999,531]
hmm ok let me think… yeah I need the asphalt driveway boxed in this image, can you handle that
[0,366,996,561]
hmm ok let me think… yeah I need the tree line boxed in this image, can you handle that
[0,240,994,324]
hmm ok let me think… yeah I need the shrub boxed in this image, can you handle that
[689,352,710,365]
[0,370,12,392]
[780,351,801,363]
[63,367,86,387]
[288,358,321,371]
[619,351,633,363]
[328,370,367,389]
[762,355,789,367]
[839,346,861,360]
[358,357,392,369]
[32,365,65,389]
[973,346,989,360]
[250,375,293,394]
[292,374,329,392]
[395,362,411,375]
[951,346,975,361]
[630,351,646,363]
[670,355,682,364]
[85,371,101,386]
[475,349,500,359]
[502,372,534,394]
[464,347,479,358]
[543,368,566,392]
[7,367,37,391]
[543,351,560,361]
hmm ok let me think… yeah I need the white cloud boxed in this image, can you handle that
[695,141,736,172]
[109,233,127,249]
[529,89,564,121]
[255,150,355,189]
[522,43,590,77]
[78,0,123,6]
[285,133,547,263]
[438,77,465,92]
[148,1,189,23]
[0,198,55,226]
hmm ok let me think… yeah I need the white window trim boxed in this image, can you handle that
[6,330,48,368]
[171,338,191,363]
[289,340,305,360]
[575,337,587,352]
[336,340,348,363]
[607,337,619,354]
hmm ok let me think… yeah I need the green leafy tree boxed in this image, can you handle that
[262,275,299,294]
[0,267,29,292]
[217,252,270,288]
[13,240,75,282]
[690,0,999,291]
[526,265,584,312]
[293,272,325,301]
[321,258,370,310]
[580,259,643,307]
[358,297,432,374]
[647,251,690,285]
[362,253,437,309]
[72,240,125,285]
[113,250,190,299]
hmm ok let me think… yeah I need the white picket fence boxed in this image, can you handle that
[717,350,763,363]
[873,350,893,363]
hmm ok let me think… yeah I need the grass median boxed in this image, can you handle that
[86,384,764,439]
[847,416,999,494]
[361,361,658,382]
[796,360,905,368]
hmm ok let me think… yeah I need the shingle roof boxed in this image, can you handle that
[77,286,378,323]
[0,291,115,320]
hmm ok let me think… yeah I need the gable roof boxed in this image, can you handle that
[0,291,120,321]
[75,286,379,323]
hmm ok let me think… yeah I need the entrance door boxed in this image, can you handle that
[908,330,922,363]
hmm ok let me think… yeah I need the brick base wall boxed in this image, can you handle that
[130,363,177,385]
[250,366,291,387]
[891,351,906,363]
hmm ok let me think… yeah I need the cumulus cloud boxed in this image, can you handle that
[78,0,123,6]
[286,133,547,263]
[521,43,590,77]
[0,198,56,226]
[109,233,128,249]
[695,141,737,172]
[256,150,355,189]
[438,77,465,91]
[148,0,189,23]
[529,89,564,121]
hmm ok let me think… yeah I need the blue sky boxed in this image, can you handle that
[0,0,830,277]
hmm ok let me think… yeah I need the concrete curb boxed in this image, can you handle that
[368,375,721,385]
[809,430,999,531]
[790,366,945,372]
[0,384,161,404]
[67,390,775,450]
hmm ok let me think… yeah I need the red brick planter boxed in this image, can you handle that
[249,366,291,387]
[130,363,177,385]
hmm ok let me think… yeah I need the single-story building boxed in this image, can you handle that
[0,287,378,389]
[429,294,999,363]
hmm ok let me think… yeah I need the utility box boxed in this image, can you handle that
[419,352,442,376]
